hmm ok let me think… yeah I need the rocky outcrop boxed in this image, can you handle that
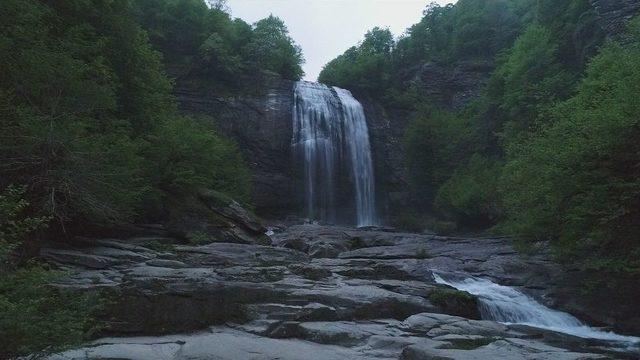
[406,61,495,110]
[49,320,609,360]
[175,79,298,218]
[590,0,640,36]
[357,61,495,218]
[41,225,638,359]
[165,189,270,245]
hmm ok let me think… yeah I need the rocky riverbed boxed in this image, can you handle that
[38,223,640,360]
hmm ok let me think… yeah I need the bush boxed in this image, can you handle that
[403,108,478,205]
[147,116,251,203]
[435,155,502,227]
[0,186,102,358]
[500,19,640,270]
[0,267,102,358]
[391,213,428,233]
[0,186,49,267]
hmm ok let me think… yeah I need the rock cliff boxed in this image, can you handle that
[590,0,640,36]
[175,79,298,218]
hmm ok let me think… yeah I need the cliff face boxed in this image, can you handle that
[171,0,638,222]
[173,61,494,222]
[357,61,496,219]
[590,0,640,36]
[174,79,415,223]
[175,79,299,218]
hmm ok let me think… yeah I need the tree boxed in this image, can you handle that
[492,25,571,143]
[500,19,640,270]
[247,15,304,80]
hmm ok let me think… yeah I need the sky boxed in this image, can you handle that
[225,0,454,81]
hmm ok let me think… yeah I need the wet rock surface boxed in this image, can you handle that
[175,79,297,218]
[590,0,640,36]
[43,224,634,359]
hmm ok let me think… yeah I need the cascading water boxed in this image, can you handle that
[334,87,377,226]
[292,81,377,227]
[433,273,640,346]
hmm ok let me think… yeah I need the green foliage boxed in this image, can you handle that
[133,1,304,87]
[321,1,525,93]
[0,266,102,358]
[247,15,304,80]
[0,186,49,266]
[428,287,480,319]
[435,155,501,226]
[0,0,164,225]
[319,27,393,95]
[148,116,251,202]
[403,108,478,204]
[492,25,572,142]
[0,186,101,358]
[500,19,640,270]
[391,213,429,233]
[0,0,253,229]
[187,230,215,245]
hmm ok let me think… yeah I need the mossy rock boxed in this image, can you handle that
[428,287,481,320]
[441,337,499,350]
[198,188,235,208]
[348,236,366,250]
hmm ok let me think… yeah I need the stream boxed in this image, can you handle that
[433,272,640,355]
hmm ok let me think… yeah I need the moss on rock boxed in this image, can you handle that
[428,287,481,320]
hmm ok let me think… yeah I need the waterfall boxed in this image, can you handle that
[433,273,640,345]
[292,81,377,227]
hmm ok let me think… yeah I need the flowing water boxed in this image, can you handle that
[292,81,377,227]
[433,273,640,347]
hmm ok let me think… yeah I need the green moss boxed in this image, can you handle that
[428,287,480,320]
[416,248,431,259]
[145,240,176,253]
[349,236,366,250]
[392,213,426,233]
[187,231,216,245]
[0,266,104,357]
[444,337,499,350]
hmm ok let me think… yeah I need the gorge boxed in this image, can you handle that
[2,0,640,359]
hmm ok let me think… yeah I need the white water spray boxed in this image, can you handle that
[433,273,640,345]
[292,81,377,227]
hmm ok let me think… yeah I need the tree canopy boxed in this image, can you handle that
[321,0,639,273]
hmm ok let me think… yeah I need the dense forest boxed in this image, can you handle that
[2,0,640,356]
[0,0,303,356]
[320,0,639,274]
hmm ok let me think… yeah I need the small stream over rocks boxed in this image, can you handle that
[433,273,640,351]
[41,224,639,359]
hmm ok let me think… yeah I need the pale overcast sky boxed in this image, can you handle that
[225,0,454,81]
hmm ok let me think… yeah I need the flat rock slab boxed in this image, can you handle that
[39,225,630,359]
[49,328,381,360]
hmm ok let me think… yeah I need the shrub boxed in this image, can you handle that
[147,116,251,203]
[0,186,102,358]
[435,155,502,227]
[500,19,640,270]
[0,266,102,358]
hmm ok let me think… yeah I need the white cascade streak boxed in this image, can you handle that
[292,81,377,227]
[433,273,640,345]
